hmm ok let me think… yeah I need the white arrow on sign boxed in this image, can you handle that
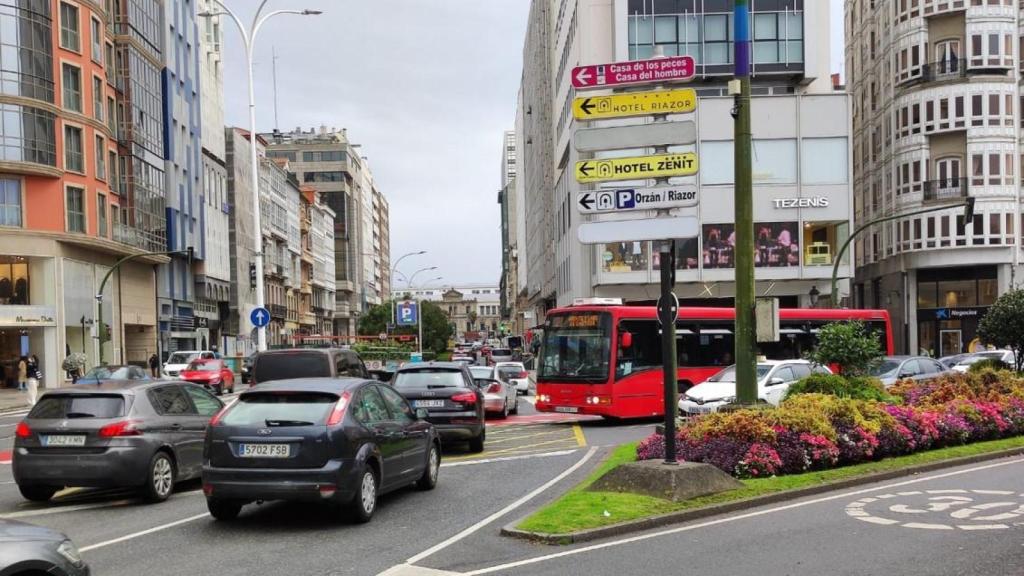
[577,216,699,244]
[577,186,698,214]
[575,68,592,85]
[574,121,697,153]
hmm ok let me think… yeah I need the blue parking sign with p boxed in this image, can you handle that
[397,301,418,326]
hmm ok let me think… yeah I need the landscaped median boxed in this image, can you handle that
[506,369,1024,543]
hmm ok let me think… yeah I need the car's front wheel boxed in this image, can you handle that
[347,467,378,523]
[19,484,59,502]
[207,498,243,521]
[143,451,175,503]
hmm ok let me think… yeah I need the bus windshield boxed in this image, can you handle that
[538,312,611,382]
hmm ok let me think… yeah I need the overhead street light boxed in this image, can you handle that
[406,266,439,291]
[390,251,427,329]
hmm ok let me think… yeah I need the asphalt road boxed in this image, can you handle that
[0,391,653,576]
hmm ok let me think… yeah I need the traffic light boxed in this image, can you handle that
[249,263,257,288]
[963,196,976,225]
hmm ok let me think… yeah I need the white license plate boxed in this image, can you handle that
[43,435,86,447]
[554,406,579,413]
[415,400,445,408]
[238,443,290,458]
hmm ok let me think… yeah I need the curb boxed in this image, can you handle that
[500,445,1024,545]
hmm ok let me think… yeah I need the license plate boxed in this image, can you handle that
[554,406,579,413]
[43,435,86,447]
[238,443,290,458]
[415,400,445,408]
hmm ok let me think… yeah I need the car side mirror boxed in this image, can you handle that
[620,331,633,349]
[415,408,429,420]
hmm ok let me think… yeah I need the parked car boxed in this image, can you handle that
[0,519,89,576]
[495,361,531,395]
[250,348,368,384]
[162,350,220,378]
[488,348,514,365]
[469,365,518,418]
[390,362,486,452]
[179,359,235,395]
[869,355,951,386]
[76,365,151,386]
[679,360,830,416]
[951,350,1017,373]
[13,381,224,503]
[202,377,440,523]
[938,353,972,370]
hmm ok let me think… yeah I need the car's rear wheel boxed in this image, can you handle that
[207,498,243,521]
[510,397,519,415]
[143,451,175,503]
[348,467,378,523]
[416,444,440,491]
[468,430,485,453]
[18,484,59,502]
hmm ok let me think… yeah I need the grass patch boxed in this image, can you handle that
[516,435,1024,536]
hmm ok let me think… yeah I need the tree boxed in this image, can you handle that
[807,321,883,376]
[357,300,453,355]
[977,288,1024,372]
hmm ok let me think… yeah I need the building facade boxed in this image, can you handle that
[259,157,301,348]
[498,130,519,331]
[847,0,1021,356]
[515,0,842,323]
[224,127,259,354]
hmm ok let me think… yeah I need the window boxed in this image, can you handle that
[92,76,103,120]
[62,64,81,112]
[801,138,848,184]
[184,385,222,416]
[64,124,83,172]
[303,171,344,183]
[97,193,106,236]
[59,2,80,52]
[149,386,195,416]
[301,150,345,162]
[105,42,115,83]
[90,16,102,62]
[353,386,389,424]
[95,134,105,179]
[378,385,414,423]
[0,178,21,227]
[704,14,731,64]
[66,185,84,232]
[108,150,117,191]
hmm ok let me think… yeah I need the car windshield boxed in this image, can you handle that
[538,312,611,382]
[82,366,134,380]
[869,359,903,376]
[394,370,465,389]
[469,367,493,379]
[30,395,125,419]
[223,392,337,426]
[167,352,199,365]
[707,364,773,383]
[186,361,220,371]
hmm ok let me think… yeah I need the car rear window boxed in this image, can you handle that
[491,349,512,356]
[253,352,332,383]
[222,392,338,426]
[30,395,125,419]
[498,367,522,379]
[394,370,465,389]
[469,367,493,379]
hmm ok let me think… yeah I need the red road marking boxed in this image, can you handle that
[0,450,11,464]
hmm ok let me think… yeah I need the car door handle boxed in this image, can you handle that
[169,423,183,430]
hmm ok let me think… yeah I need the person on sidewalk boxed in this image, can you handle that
[26,354,40,406]
[149,353,160,378]
[16,356,27,392]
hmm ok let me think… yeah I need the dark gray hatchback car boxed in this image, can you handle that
[202,377,440,523]
[0,519,89,576]
[13,381,224,503]
[250,348,369,384]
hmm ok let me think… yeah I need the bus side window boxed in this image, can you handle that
[617,320,661,379]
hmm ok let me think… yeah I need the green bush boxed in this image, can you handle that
[784,373,893,403]
[968,358,1011,374]
[806,321,884,376]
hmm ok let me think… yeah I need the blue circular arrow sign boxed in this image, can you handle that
[250,307,271,328]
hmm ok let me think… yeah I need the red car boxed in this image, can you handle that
[179,359,235,395]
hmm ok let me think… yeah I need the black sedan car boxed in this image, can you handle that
[13,381,224,503]
[0,519,88,576]
[202,378,440,523]
[391,362,486,452]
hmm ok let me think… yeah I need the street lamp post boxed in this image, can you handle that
[200,0,321,352]
[389,251,426,329]
[406,266,438,291]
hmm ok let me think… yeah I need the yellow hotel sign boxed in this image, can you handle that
[572,89,697,121]
[575,153,699,183]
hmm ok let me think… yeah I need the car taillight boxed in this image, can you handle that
[98,420,143,438]
[486,383,502,394]
[518,371,528,379]
[209,403,234,426]
[451,391,477,404]
[326,391,352,426]
[15,421,30,438]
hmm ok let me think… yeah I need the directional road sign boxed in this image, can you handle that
[575,153,699,184]
[397,301,418,326]
[577,186,698,214]
[571,56,695,90]
[572,89,697,121]
[577,216,699,244]
[250,307,270,328]
[574,121,696,153]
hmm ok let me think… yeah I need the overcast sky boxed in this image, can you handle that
[222,1,845,287]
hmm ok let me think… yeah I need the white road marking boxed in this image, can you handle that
[405,446,598,566]
[459,457,1024,576]
[80,512,210,553]
[847,489,1024,530]
[0,500,135,519]
[378,565,465,576]
[442,450,579,468]
[902,522,954,530]
[958,524,1009,531]
[972,490,1015,495]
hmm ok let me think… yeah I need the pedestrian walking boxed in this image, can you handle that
[149,353,160,378]
[26,354,40,406]
[17,355,27,392]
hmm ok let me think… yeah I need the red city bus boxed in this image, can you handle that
[535,301,893,419]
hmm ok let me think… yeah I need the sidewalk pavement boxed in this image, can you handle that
[0,388,31,413]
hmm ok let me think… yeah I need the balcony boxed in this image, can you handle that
[301,312,317,326]
[270,304,287,319]
[922,59,965,83]
[923,178,967,203]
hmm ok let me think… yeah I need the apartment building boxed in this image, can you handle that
[498,130,519,330]
[847,0,1021,355]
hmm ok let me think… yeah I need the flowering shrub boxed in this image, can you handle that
[636,371,1024,478]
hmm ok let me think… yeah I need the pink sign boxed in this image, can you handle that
[571,56,695,90]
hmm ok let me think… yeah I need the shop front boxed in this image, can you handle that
[916,266,998,357]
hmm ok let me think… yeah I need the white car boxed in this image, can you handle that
[162,350,219,378]
[469,365,518,418]
[495,361,531,395]
[678,360,830,416]
[951,350,1016,373]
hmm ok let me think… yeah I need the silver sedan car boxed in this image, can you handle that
[469,365,518,418]
[868,356,950,387]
